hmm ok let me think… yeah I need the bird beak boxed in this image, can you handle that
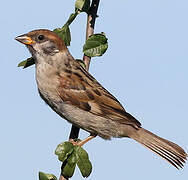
[15,35,35,45]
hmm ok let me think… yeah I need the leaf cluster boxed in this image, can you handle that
[55,141,92,178]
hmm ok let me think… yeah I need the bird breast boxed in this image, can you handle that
[35,61,61,102]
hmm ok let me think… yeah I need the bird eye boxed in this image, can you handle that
[37,35,45,41]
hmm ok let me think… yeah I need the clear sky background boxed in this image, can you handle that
[1,0,188,179]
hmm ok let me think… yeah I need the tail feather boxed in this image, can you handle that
[129,128,187,169]
[142,138,184,168]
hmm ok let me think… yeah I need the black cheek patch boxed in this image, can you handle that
[42,41,57,54]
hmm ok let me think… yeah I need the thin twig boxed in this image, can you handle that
[84,0,100,70]
[60,1,100,179]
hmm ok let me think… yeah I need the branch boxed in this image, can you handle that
[84,0,100,70]
[60,0,100,179]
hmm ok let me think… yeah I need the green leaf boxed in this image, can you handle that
[17,57,35,69]
[83,33,108,57]
[55,142,74,162]
[75,0,90,13]
[76,59,86,69]
[75,146,92,177]
[53,25,71,46]
[61,150,77,178]
[39,172,57,180]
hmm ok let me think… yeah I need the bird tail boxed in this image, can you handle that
[129,128,187,169]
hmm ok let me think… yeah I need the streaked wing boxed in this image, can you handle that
[57,61,141,128]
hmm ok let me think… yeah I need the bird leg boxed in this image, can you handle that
[70,134,96,146]
[77,134,96,146]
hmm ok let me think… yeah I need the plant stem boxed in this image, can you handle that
[84,0,100,70]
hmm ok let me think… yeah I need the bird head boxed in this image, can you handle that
[15,29,67,59]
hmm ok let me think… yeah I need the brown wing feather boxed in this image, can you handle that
[57,62,141,128]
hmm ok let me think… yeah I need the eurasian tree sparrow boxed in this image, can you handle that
[15,29,187,169]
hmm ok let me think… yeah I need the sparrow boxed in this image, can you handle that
[15,29,187,169]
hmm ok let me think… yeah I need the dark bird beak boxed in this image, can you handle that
[15,35,35,45]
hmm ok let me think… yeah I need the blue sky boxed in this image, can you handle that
[1,0,188,179]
